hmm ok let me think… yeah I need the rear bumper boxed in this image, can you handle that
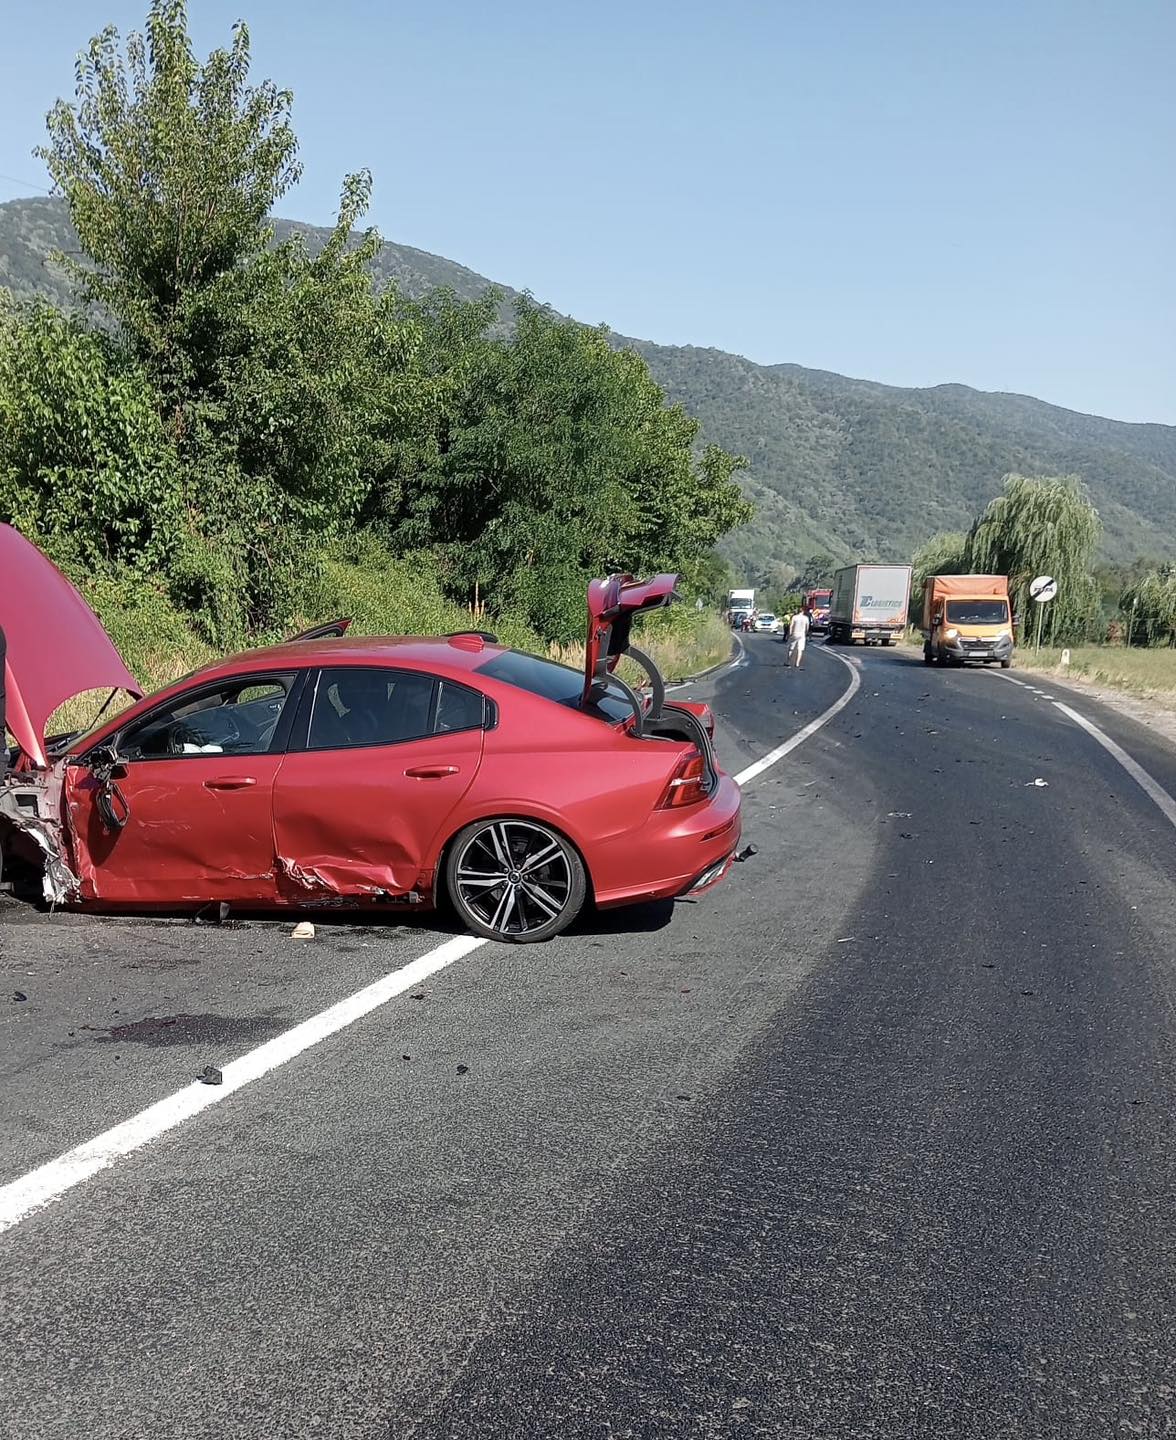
[592,772,743,909]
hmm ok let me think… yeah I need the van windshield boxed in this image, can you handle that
[946,600,1008,625]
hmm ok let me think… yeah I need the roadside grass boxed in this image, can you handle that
[1014,645,1176,706]
[900,629,1176,712]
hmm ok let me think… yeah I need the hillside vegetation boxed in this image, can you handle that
[0,3,749,685]
[7,190,1174,587]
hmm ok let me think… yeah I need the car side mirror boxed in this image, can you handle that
[88,744,128,778]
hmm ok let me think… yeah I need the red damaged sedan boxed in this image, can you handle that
[1,525,741,942]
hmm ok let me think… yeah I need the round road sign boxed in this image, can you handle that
[1030,575,1058,603]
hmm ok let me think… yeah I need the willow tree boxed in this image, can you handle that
[1122,569,1176,646]
[912,531,968,599]
[966,474,1100,643]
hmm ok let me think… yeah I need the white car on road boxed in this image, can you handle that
[752,613,780,634]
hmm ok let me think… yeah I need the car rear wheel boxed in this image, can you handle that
[446,818,587,943]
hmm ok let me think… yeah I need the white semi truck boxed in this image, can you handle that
[727,588,755,626]
[826,564,912,646]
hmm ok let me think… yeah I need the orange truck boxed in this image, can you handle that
[922,574,1014,668]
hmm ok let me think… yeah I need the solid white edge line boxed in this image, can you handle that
[1052,700,1176,832]
[994,669,1176,832]
[0,635,861,1237]
[735,645,861,786]
[0,933,486,1235]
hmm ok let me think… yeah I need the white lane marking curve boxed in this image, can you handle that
[0,641,861,1237]
[1053,701,1176,832]
[995,670,1176,833]
[734,645,861,786]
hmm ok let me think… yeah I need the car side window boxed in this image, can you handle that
[435,680,486,733]
[119,676,295,761]
[308,668,436,750]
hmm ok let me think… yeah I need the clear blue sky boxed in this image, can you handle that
[1,0,1172,423]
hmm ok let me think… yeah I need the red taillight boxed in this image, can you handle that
[660,753,708,809]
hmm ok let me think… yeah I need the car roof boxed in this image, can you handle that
[193,633,510,683]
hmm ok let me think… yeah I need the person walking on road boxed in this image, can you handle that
[787,608,810,668]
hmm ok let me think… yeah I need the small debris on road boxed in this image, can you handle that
[837,937,855,944]
[887,811,912,818]
[11,991,27,1002]
[198,1065,223,1086]
[1027,778,1049,787]
[456,1064,469,1075]
[291,921,316,940]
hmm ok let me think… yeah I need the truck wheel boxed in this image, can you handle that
[881,638,893,647]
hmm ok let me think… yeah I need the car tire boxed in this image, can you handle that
[1000,658,1012,669]
[923,644,933,666]
[445,817,587,943]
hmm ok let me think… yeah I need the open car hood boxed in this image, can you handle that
[1,524,142,769]
[583,573,679,707]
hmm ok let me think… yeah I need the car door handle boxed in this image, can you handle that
[404,765,460,779]
[203,776,257,791]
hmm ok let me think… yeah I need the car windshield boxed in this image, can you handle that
[758,615,775,623]
[946,599,1008,624]
[476,650,634,723]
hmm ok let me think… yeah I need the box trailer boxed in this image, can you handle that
[827,564,912,646]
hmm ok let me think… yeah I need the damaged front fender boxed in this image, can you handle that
[0,765,80,906]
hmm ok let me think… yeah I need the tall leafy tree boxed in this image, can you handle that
[379,297,750,641]
[37,0,399,636]
[0,296,179,569]
[911,531,968,598]
[1121,568,1176,646]
[966,474,1101,642]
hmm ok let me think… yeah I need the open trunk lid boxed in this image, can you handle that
[583,573,679,708]
[1,524,142,769]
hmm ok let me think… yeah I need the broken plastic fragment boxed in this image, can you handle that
[291,920,316,940]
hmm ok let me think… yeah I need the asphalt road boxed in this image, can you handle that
[3,636,1176,1439]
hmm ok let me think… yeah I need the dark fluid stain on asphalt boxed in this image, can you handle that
[86,1012,289,1048]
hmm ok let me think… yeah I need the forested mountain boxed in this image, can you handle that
[4,194,1174,583]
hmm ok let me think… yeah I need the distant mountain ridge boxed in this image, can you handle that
[3,195,1174,580]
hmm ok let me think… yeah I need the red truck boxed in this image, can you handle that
[802,588,832,633]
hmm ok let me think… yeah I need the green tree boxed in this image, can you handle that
[0,296,180,571]
[911,531,968,598]
[38,0,402,637]
[791,552,836,592]
[1121,568,1176,646]
[378,297,750,641]
[966,474,1101,643]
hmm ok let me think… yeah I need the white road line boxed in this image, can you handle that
[1052,701,1176,832]
[734,647,861,786]
[0,934,486,1235]
[994,670,1176,832]
[0,639,862,1237]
